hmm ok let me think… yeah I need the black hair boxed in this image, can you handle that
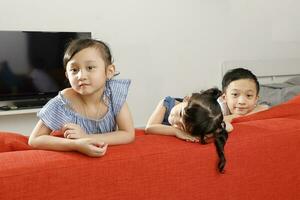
[183,88,228,173]
[63,38,113,69]
[222,68,260,95]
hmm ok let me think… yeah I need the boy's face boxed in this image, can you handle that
[223,79,258,116]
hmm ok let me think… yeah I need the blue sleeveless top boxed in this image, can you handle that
[163,96,228,125]
[37,79,130,134]
[162,96,183,125]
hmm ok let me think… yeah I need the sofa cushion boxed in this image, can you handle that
[0,132,32,152]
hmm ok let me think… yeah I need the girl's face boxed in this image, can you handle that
[168,101,188,131]
[65,47,114,96]
[223,79,258,115]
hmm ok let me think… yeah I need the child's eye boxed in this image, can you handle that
[231,93,238,97]
[247,94,254,98]
[70,68,78,73]
[87,66,95,70]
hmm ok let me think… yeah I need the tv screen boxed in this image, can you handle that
[0,31,91,105]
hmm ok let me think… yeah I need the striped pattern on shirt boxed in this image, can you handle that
[37,79,131,134]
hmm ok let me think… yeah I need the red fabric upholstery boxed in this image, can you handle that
[0,132,32,152]
[1,95,300,200]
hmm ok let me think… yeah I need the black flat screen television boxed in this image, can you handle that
[0,31,91,107]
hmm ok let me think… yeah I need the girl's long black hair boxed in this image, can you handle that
[183,88,228,173]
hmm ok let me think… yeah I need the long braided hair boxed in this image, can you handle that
[183,88,228,173]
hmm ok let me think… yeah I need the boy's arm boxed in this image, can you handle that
[224,120,234,132]
[223,115,236,123]
[223,104,269,131]
[224,104,269,122]
[246,104,269,115]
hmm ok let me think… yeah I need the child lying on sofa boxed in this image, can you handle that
[28,39,134,157]
[145,88,229,173]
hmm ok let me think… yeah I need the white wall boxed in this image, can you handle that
[1,0,300,130]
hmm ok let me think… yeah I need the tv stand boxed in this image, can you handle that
[0,107,40,135]
[0,99,45,135]
[13,99,49,109]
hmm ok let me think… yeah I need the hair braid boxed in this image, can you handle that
[183,88,229,173]
[213,122,228,173]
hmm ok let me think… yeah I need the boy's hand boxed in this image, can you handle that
[62,123,87,139]
[224,114,240,123]
[74,138,108,157]
[224,121,233,132]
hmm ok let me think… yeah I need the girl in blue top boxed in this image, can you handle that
[146,88,230,173]
[29,39,134,157]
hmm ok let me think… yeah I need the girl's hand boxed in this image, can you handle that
[62,123,87,139]
[74,138,108,157]
[175,129,199,143]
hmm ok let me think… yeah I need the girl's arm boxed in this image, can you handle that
[146,99,166,127]
[145,99,174,134]
[28,120,107,157]
[146,124,198,142]
[29,120,75,151]
[71,102,135,145]
[145,100,198,142]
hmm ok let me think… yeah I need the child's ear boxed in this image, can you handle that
[183,96,190,102]
[106,64,116,80]
[255,94,259,103]
[65,71,68,79]
[221,93,226,102]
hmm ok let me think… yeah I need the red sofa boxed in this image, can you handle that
[1,95,300,200]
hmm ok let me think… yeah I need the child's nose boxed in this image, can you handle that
[77,69,87,80]
[237,96,246,104]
